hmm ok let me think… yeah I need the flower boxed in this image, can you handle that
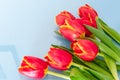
[59,19,85,41]
[78,4,98,27]
[55,11,75,26]
[18,56,48,78]
[75,18,95,36]
[71,39,99,61]
[45,47,72,70]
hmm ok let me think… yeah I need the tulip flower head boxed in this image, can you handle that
[45,47,73,70]
[18,56,48,78]
[59,19,85,41]
[71,39,99,61]
[75,18,95,36]
[55,11,76,26]
[78,4,98,27]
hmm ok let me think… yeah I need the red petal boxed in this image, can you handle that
[56,11,75,26]
[19,67,45,78]
[24,56,48,70]
[66,19,85,35]
[59,27,82,41]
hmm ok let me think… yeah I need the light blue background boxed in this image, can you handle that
[0,0,120,80]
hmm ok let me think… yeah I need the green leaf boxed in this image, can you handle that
[79,68,98,80]
[85,25,120,58]
[98,18,120,44]
[93,58,109,72]
[54,30,61,36]
[117,64,120,70]
[96,17,104,32]
[87,38,120,63]
[104,54,119,80]
[51,44,73,53]
[63,70,70,76]
[86,68,113,80]
[70,76,85,80]
[70,68,90,80]
[72,62,113,79]
[72,63,113,80]
[82,60,112,78]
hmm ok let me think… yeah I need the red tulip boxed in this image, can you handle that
[45,47,72,70]
[71,39,99,61]
[55,11,75,26]
[78,4,98,27]
[18,56,48,78]
[59,19,85,41]
[75,18,95,36]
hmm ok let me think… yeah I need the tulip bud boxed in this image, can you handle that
[78,4,98,27]
[45,47,72,70]
[55,11,75,26]
[18,56,48,78]
[59,19,85,41]
[71,39,99,61]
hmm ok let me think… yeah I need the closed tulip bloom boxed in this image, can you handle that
[75,18,95,36]
[59,19,85,41]
[78,4,98,27]
[56,11,75,26]
[45,47,72,70]
[18,56,48,78]
[71,39,99,61]
[59,27,82,42]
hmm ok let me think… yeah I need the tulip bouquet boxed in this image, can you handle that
[18,4,120,80]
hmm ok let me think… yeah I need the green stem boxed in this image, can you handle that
[47,70,70,80]
[72,62,89,69]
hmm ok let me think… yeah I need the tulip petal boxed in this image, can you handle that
[56,11,75,26]
[24,56,48,70]
[19,67,45,78]
[59,19,85,41]
[59,27,83,42]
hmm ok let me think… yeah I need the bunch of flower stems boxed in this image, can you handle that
[51,17,120,80]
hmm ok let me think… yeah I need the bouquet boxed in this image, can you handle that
[18,4,120,80]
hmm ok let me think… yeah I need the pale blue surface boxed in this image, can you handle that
[0,0,120,80]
